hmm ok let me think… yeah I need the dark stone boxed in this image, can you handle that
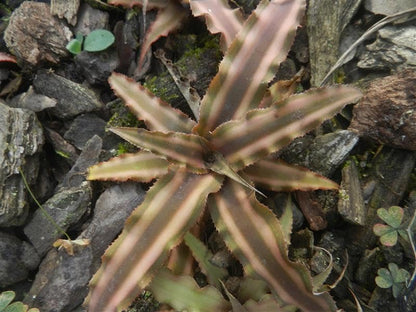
[364,0,415,15]
[8,86,57,112]
[24,183,146,311]
[281,130,359,177]
[64,114,106,150]
[73,2,109,36]
[350,69,416,150]
[59,135,102,189]
[24,247,93,312]
[338,159,366,225]
[354,248,381,291]
[23,184,91,256]
[75,49,119,85]
[358,26,416,71]
[0,101,44,226]
[4,1,72,66]
[45,128,79,166]
[0,231,40,288]
[33,71,103,119]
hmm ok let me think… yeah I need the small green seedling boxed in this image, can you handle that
[0,290,40,312]
[66,29,115,55]
[373,206,407,246]
[375,263,410,298]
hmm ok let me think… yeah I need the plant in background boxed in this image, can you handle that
[66,29,115,55]
[0,290,39,312]
[85,0,361,311]
[372,205,416,299]
[375,263,410,298]
[373,206,408,247]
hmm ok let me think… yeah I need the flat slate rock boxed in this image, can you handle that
[75,49,119,85]
[4,1,72,66]
[281,130,359,177]
[8,86,57,112]
[64,114,107,150]
[59,135,103,189]
[0,231,40,288]
[0,101,44,226]
[73,2,109,36]
[350,69,416,150]
[364,0,415,16]
[358,25,416,71]
[33,71,103,119]
[23,184,92,257]
[338,159,366,225]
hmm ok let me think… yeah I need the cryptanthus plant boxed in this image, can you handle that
[86,0,361,311]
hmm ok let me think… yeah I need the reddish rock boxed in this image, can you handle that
[4,1,72,66]
[349,69,416,150]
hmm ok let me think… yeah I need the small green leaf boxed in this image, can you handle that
[84,29,115,52]
[66,38,82,55]
[389,263,410,284]
[374,206,406,246]
[373,223,397,246]
[376,264,410,298]
[0,291,15,310]
[183,232,228,289]
[3,301,26,312]
[377,206,404,228]
[375,268,393,288]
[379,229,398,247]
[150,269,230,312]
[373,223,393,237]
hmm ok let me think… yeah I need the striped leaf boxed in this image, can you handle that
[149,269,231,312]
[211,86,362,170]
[87,170,223,312]
[195,0,306,135]
[189,0,244,49]
[209,179,337,311]
[138,0,187,67]
[244,159,338,191]
[0,52,17,63]
[109,73,195,133]
[110,127,208,170]
[87,152,169,182]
